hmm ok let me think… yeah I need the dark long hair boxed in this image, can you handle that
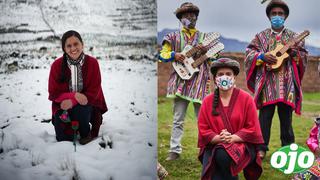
[59,30,83,83]
[212,87,220,116]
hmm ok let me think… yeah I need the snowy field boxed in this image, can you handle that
[0,59,157,180]
[0,0,157,180]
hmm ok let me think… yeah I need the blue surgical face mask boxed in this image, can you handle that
[271,16,285,29]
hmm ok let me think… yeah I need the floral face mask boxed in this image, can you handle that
[215,75,235,91]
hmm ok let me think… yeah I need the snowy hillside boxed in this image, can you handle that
[0,0,157,180]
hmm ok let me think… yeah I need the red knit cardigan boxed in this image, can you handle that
[48,55,108,137]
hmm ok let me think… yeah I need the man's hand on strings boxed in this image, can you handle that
[196,44,208,54]
[174,53,185,63]
[264,52,277,64]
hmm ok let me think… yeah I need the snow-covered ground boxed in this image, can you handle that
[0,59,157,180]
[0,0,156,40]
[0,0,157,180]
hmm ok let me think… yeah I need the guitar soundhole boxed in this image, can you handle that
[276,52,282,57]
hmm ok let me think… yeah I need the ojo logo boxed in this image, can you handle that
[270,143,315,174]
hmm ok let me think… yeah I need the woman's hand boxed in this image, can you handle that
[225,134,244,144]
[211,134,223,145]
[60,99,73,110]
[219,129,244,144]
[210,129,229,144]
[211,130,244,144]
[220,129,231,143]
[75,92,88,105]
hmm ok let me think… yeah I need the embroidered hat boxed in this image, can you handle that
[210,58,240,76]
[266,0,289,18]
[175,2,199,19]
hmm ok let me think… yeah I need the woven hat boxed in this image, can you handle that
[175,2,199,19]
[266,0,289,18]
[210,58,240,76]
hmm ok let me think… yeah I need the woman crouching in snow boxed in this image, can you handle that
[48,30,107,145]
[197,58,264,180]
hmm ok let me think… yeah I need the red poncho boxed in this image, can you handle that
[198,88,264,180]
[48,55,108,137]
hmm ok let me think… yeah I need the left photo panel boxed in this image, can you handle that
[0,0,157,180]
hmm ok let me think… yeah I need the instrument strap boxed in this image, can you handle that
[199,32,204,44]
[180,31,185,50]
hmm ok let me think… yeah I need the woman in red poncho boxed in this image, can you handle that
[198,58,264,180]
[48,30,107,145]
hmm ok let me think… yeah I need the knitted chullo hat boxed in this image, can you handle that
[210,58,240,76]
[175,2,199,19]
[266,0,289,19]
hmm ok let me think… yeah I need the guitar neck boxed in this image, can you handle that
[191,43,224,68]
[280,41,294,54]
[192,55,208,68]
[185,47,199,57]
[279,30,310,54]
[184,32,220,57]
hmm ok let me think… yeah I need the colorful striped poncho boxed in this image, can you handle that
[162,29,212,103]
[245,28,308,114]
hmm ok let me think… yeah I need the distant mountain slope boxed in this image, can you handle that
[158,28,320,56]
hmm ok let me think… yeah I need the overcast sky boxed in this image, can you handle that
[157,0,320,47]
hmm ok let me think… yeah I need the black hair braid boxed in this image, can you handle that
[212,87,220,116]
[59,53,68,83]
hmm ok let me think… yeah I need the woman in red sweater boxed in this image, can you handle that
[48,30,107,145]
[198,58,264,180]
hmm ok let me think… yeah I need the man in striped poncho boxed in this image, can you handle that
[159,2,216,161]
[244,0,308,159]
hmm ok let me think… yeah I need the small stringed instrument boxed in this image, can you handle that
[268,30,310,70]
[174,42,224,80]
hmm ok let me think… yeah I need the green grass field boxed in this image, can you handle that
[158,93,320,180]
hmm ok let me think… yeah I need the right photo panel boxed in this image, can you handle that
[157,0,320,179]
